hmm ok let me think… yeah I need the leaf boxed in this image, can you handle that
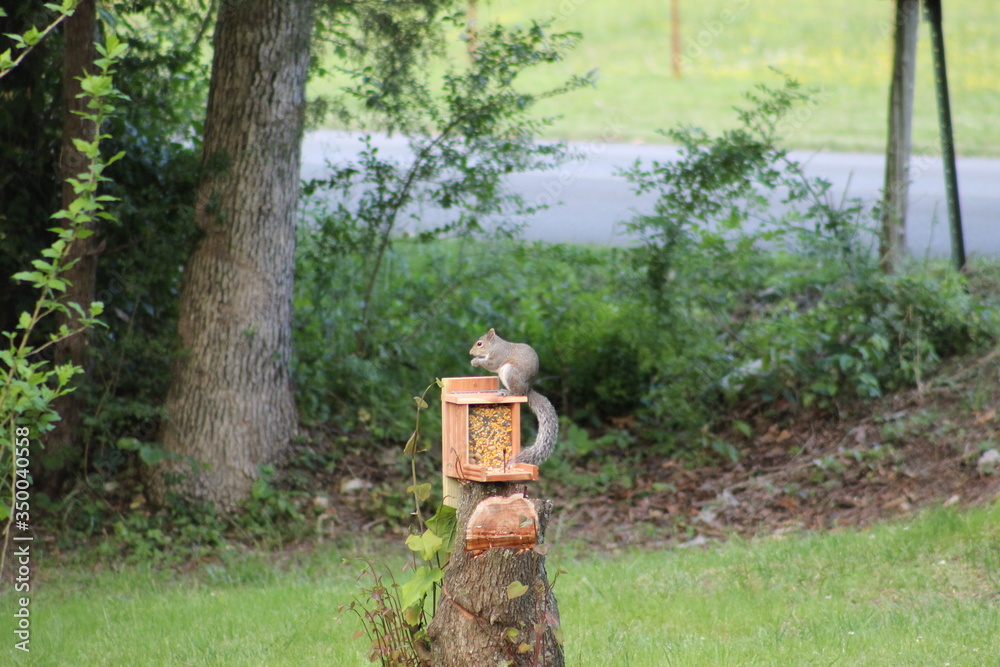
[402,605,422,627]
[17,311,32,330]
[413,395,429,410]
[22,26,40,47]
[405,529,443,561]
[117,437,140,451]
[399,566,444,609]
[11,271,44,285]
[139,444,168,466]
[403,430,419,456]
[506,580,529,599]
[406,482,432,502]
[426,504,458,556]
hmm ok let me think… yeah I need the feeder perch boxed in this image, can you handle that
[441,376,539,491]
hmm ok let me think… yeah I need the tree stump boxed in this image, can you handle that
[427,482,564,666]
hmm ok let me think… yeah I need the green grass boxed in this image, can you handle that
[309,0,1000,155]
[5,505,1000,665]
[560,506,1000,665]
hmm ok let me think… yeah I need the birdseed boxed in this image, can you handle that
[468,404,513,471]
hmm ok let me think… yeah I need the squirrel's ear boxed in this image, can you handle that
[487,328,496,338]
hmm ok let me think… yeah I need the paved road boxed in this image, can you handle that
[301,130,1000,257]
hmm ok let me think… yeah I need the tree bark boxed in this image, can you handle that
[428,483,564,666]
[46,0,98,490]
[154,0,314,510]
[880,0,919,274]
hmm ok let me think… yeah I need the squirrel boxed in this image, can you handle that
[469,328,558,466]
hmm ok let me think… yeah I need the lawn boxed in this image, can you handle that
[308,0,1000,156]
[5,505,998,665]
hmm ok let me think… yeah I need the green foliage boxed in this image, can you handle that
[621,73,991,436]
[1,2,78,334]
[296,19,593,439]
[345,383,457,666]
[70,4,206,480]
[0,32,128,575]
[1,1,205,487]
[745,267,987,407]
[0,0,79,79]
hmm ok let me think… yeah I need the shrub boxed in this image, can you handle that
[622,72,992,431]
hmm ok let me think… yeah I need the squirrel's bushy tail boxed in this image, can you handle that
[515,390,559,466]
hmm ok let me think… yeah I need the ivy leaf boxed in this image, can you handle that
[425,504,458,556]
[406,482,431,503]
[506,580,529,600]
[399,565,444,610]
[405,529,443,561]
[402,605,422,627]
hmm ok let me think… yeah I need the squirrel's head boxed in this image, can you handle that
[469,328,497,364]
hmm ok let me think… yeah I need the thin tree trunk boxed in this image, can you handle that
[46,0,98,490]
[428,483,564,666]
[880,0,919,273]
[154,0,314,510]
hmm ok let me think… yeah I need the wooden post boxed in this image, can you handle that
[431,377,563,663]
[880,0,919,273]
[427,482,564,666]
[670,0,682,79]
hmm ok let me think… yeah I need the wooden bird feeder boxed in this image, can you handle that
[441,376,538,505]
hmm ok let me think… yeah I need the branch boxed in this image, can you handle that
[0,1,81,80]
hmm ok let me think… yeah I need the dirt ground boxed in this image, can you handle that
[557,350,1000,549]
[327,350,1000,550]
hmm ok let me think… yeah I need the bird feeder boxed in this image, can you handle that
[441,376,538,505]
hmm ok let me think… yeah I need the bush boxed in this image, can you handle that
[294,20,593,441]
[293,75,993,460]
[616,72,992,437]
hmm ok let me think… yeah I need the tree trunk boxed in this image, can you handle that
[428,483,564,666]
[45,0,98,490]
[880,0,919,274]
[154,0,314,510]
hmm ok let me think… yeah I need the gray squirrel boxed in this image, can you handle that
[469,328,558,466]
